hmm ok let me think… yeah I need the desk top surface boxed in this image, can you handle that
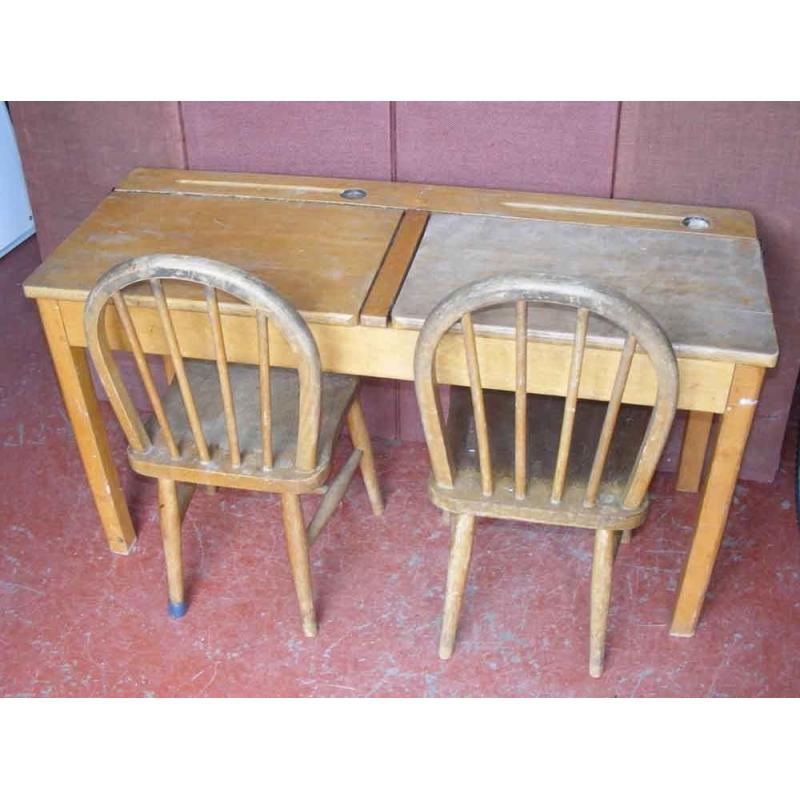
[23,168,778,366]
[393,212,778,366]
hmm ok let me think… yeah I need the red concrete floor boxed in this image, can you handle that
[2,235,800,697]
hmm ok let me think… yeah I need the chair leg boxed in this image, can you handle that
[620,529,632,544]
[439,513,476,660]
[281,493,318,637]
[589,528,616,678]
[347,398,384,516]
[158,478,186,619]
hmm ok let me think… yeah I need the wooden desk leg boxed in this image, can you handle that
[670,364,764,637]
[37,300,137,555]
[676,410,714,492]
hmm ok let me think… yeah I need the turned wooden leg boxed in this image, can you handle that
[158,479,186,619]
[676,410,714,493]
[347,397,384,516]
[281,493,317,637]
[439,513,476,660]
[620,529,632,544]
[589,528,615,678]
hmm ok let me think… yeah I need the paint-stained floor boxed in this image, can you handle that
[2,236,799,697]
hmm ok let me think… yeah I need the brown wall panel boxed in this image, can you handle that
[181,102,392,179]
[10,102,185,258]
[614,102,800,481]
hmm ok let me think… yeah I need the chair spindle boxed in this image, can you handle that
[113,292,179,459]
[551,306,589,503]
[205,286,241,468]
[514,300,528,500]
[257,311,273,470]
[462,311,493,496]
[151,279,211,462]
[584,335,637,508]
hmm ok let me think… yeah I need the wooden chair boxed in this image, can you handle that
[414,273,678,677]
[84,254,383,635]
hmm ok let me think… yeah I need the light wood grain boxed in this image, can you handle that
[282,493,317,637]
[158,478,184,608]
[115,167,757,238]
[589,528,616,678]
[670,365,765,636]
[416,275,678,675]
[676,410,714,493]
[36,299,136,554]
[82,255,383,632]
[438,513,475,660]
[361,209,429,327]
[58,299,734,412]
[551,307,589,503]
[393,213,778,368]
[24,190,402,326]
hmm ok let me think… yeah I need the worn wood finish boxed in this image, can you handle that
[551,307,589,503]
[36,299,136,554]
[514,301,528,500]
[360,209,429,327]
[205,286,241,467]
[24,168,776,641]
[116,168,757,238]
[671,365,765,636]
[25,190,402,326]
[394,213,778,368]
[82,255,382,631]
[151,278,211,462]
[589,528,616,678]
[307,449,362,545]
[57,297,733,413]
[415,274,678,673]
[158,478,185,616]
[438,513,475,660]
[676,410,714,493]
[282,493,317,637]
[584,336,636,507]
[346,398,385,516]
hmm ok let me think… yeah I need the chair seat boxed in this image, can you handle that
[129,360,359,492]
[429,387,652,529]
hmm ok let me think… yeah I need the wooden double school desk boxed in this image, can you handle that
[22,168,778,638]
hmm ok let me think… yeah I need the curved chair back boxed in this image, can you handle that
[84,254,322,471]
[413,273,679,510]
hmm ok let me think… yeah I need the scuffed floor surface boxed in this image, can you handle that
[2,237,800,697]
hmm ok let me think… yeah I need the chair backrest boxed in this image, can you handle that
[84,254,322,472]
[413,273,679,510]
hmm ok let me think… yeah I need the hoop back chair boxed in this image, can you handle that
[84,254,383,635]
[414,273,679,677]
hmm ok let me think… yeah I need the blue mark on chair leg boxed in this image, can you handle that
[168,600,187,619]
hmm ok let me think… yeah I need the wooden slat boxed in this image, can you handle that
[551,307,589,503]
[150,279,211,462]
[113,292,179,459]
[360,210,429,327]
[205,286,241,467]
[257,311,273,470]
[583,335,637,507]
[462,312,492,496]
[514,301,527,500]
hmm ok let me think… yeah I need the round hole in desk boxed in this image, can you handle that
[681,215,711,231]
[340,188,367,200]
